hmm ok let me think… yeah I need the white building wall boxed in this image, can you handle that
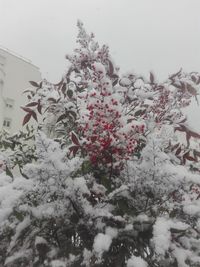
[0,48,41,134]
[0,81,4,130]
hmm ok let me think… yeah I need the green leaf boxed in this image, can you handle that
[6,166,13,178]
[67,90,73,98]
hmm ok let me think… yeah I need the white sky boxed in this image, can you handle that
[0,0,200,128]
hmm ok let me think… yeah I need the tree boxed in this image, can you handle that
[0,21,200,267]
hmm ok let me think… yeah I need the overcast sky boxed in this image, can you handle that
[0,0,200,128]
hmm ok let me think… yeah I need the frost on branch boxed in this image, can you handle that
[0,21,200,266]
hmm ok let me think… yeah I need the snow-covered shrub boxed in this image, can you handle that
[0,125,36,177]
[0,21,200,266]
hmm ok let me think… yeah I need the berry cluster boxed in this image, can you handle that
[78,85,145,169]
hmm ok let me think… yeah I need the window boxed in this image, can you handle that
[5,98,14,109]
[6,103,13,108]
[3,118,11,128]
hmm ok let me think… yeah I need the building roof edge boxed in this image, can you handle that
[0,45,40,70]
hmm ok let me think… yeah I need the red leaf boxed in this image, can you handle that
[21,106,34,113]
[69,146,79,157]
[191,75,197,84]
[179,117,187,124]
[150,72,155,84]
[175,124,189,133]
[71,132,80,146]
[186,155,196,162]
[61,83,67,95]
[169,68,182,80]
[39,81,43,88]
[23,113,31,126]
[175,124,200,145]
[91,136,97,143]
[37,101,42,114]
[29,81,39,87]
[171,143,179,152]
[186,83,197,96]
[189,130,200,139]
[175,147,181,156]
[183,152,197,162]
[26,102,38,107]
[186,133,191,147]
[54,78,64,86]
[23,89,32,94]
[173,81,185,91]
[108,60,114,76]
[30,110,38,122]
[21,106,37,122]
[112,78,118,87]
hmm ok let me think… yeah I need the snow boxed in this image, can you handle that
[92,182,107,195]
[82,249,92,267]
[5,249,32,265]
[183,201,200,216]
[93,227,118,257]
[93,233,112,255]
[197,219,200,232]
[152,217,171,256]
[50,260,66,267]
[171,246,191,267]
[134,89,155,100]
[8,216,31,252]
[134,79,144,88]
[125,224,133,231]
[108,185,128,199]
[48,90,60,100]
[153,217,190,260]
[127,255,148,267]
[93,62,106,75]
[73,176,90,195]
[120,77,132,87]
[105,227,118,238]
[135,214,149,223]
[170,221,189,231]
[0,173,33,225]
[35,236,48,246]
[31,203,55,219]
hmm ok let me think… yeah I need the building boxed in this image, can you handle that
[0,47,41,134]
